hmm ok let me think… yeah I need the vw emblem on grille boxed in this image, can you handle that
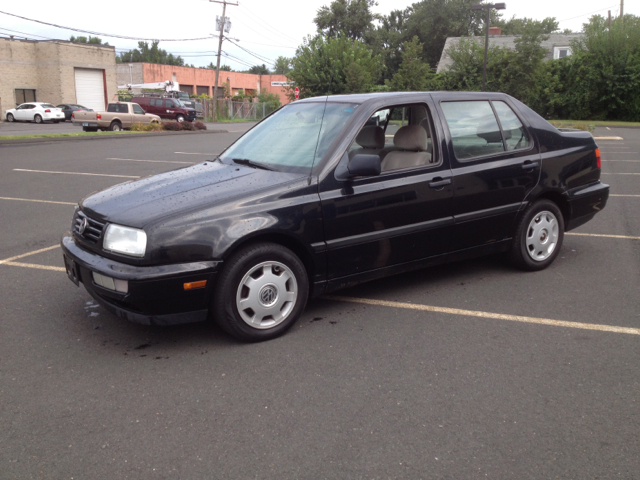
[259,285,278,307]
[78,217,88,235]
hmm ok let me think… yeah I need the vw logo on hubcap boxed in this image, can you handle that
[259,284,278,307]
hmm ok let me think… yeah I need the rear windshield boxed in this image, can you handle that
[107,104,129,113]
[41,104,56,108]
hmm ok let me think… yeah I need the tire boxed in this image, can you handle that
[212,242,309,342]
[176,114,185,123]
[7,113,14,122]
[34,114,43,124]
[53,120,60,124]
[509,199,564,271]
[108,121,122,131]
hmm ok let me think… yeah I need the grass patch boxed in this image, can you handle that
[207,118,258,123]
[0,131,144,140]
[550,120,640,129]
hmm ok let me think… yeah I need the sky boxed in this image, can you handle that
[0,0,636,72]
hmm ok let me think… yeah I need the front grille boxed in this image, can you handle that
[74,210,106,244]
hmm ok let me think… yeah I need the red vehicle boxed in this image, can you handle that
[132,96,196,122]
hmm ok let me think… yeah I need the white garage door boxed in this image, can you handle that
[74,68,105,112]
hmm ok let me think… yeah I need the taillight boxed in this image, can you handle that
[595,148,601,169]
[97,114,102,120]
[45,109,51,113]
[71,112,75,119]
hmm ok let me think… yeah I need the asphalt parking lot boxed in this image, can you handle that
[1,127,639,479]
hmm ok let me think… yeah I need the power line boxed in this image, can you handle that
[557,4,618,23]
[225,37,275,65]
[236,2,300,44]
[0,9,216,41]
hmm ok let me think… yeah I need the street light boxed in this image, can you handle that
[471,2,506,91]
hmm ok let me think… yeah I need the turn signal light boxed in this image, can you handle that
[595,148,601,169]
[184,280,207,290]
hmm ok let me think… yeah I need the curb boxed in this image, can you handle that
[0,129,229,146]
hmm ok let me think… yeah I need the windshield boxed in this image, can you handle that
[220,101,359,174]
[174,99,185,107]
[177,92,190,99]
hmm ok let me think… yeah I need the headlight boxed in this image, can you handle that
[103,224,147,257]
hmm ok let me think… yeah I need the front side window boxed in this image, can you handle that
[165,100,175,108]
[133,104,145,114]
[220,102,359,174]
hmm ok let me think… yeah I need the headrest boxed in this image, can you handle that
[419,118,431,138]
[477,120,502,143]
[394,125,428,151]
[356,126,384,149]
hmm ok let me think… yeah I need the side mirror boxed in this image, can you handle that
[335,153,381,180]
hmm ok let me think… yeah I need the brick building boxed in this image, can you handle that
[0,38,117,119]
[116,63,291,104]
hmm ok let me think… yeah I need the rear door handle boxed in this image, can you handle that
[522,161,540,170]
[429,178,452,188]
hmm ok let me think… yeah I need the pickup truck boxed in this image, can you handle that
[72,102,161,132]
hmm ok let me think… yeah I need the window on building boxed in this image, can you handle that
[15,89,36,105]
[553,46,572,59]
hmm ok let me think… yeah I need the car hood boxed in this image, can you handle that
[81,161,303,228]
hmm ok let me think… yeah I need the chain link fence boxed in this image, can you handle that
[198,99,280,122]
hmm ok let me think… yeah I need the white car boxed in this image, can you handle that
[5,102,65,124]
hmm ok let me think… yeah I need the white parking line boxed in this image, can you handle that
[0,245,60,264]
[174,152,218,155]
[324,296,640,336]
[566,232,640,240]
[601,173,640,175]
[0,196,76,205]
[14,169,140,179]
[610,194,640,197]
[593,136,623,140]
[106,158,194,165]
[602,160,640,162]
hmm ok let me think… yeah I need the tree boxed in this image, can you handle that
[116,41,184,66]
[248,64,271,75]
[273,56,292,75]
[314,0,380,40]
[287,34,382,99]
[70,35,109,46]
[495,16,558,35]
[385,36,433,91]
[200,62,232,71]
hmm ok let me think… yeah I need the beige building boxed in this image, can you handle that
[0,38,117,119]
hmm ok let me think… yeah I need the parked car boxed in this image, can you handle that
[57,104,92,121]
[132,96,196,122]
[5,102,65,123]
[61,91,609,342]
[71,102,161,131]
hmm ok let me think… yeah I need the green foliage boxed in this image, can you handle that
[70,35,108,46]
[117,89,134,102]
[248,64,271,75]
[257,91,281,108]
[314,0,380,40]
[287,34,382,99]
[385,36,433,91]
[200,62,233,71]
[495,16,558,35]
[273,56,292,75]
[116,41,184,66]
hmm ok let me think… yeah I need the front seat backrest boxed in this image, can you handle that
[381,125,431,171]
[349,125,385,159]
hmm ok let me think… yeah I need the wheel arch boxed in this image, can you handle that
[523,190,570,231]
[221,232,316,285]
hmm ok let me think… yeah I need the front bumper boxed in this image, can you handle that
[61,234,221,326]
[565,181,610,231]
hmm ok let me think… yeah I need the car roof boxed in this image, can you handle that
[296,91,510,105]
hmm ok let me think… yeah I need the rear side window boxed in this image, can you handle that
[493,101,531,151]
[441,101,504,160]
[107,104,129,113]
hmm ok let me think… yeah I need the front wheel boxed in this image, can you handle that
[34,114,43,124]
[212,243,309,342]
[509,199,564,271]
[7,113,15,122]
[176,114,185,123]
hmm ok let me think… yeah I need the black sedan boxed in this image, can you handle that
[56,104,92,121]
[61,91,609,342]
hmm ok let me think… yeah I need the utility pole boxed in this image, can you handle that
[620,0,624,19]
[210,0,237,121]
[471,3,506,92]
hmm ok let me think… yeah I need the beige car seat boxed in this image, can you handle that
[381,125,431,171]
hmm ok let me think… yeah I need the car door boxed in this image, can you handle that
[15,104,30,121]
[132,103,150,124]
[319,101,454,281]
[438,98,541,251]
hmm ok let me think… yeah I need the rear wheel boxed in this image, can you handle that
[510,199,564,271]
[34,114,43,124]
[108,121,122,131]
[213,243,309,342]
[6,113,14,122]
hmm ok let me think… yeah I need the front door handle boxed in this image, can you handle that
[429,178,452,188]
[522,161,540,170]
